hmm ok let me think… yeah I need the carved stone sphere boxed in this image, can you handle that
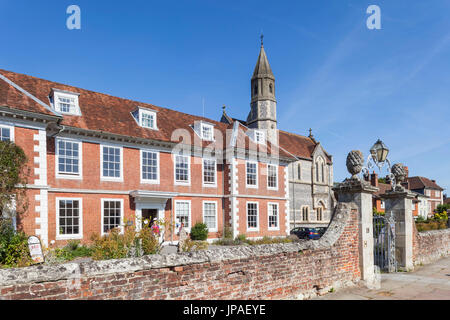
[346,150,364,178]
[391,163,406,184]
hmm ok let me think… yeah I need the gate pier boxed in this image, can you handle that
[334,178,378,285]
[381,189,415,271]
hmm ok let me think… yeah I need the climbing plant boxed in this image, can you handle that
[0,140,29,223]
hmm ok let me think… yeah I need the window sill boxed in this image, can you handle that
[56,234,83,241]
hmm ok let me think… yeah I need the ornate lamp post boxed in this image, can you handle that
[346,139,406,191]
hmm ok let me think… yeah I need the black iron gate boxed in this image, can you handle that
[373,214,397,272]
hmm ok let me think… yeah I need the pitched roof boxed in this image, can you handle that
[373,182,392,198]
[0,69,234,147]
[0,69,296,161]
[406,176,444,191]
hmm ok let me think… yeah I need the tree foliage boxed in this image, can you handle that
[0,140,29,221]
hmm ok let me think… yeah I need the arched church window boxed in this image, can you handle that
[302,206,309,221]
[254,85,258,95]
[269,83,273,94]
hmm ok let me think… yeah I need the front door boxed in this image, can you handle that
[141,209,158,228]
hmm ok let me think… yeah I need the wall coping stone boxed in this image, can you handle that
[0,202,355,287]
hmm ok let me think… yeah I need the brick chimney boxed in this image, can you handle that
[404,166,409,178]
[370,172,378,187]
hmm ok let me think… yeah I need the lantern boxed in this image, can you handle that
[370,139,389,164]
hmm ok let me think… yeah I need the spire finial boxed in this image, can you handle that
[309,128,313,138]
[222,105,226,113]
[260,33,264,47]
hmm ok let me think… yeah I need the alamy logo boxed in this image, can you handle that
[66,5,81,30]
[366,5,381,30]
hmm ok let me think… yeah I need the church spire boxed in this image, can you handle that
[252,38,274,81]
[247,35,278,144]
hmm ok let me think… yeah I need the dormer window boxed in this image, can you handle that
[52,89,81,116]
[193,121,215,141]
[141,110,156,129]
[201,123,214,141]
[132,107,158,130]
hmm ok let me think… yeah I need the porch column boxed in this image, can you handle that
[381,190,415,271]
[334,179,378,285]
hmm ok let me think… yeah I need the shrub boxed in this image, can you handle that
[190,222,209,241]
[90,227,137,260]
[139,226,160,255]
[181,239,209,252]
[0,219,32,268]
[223,226,233,239]
[90,220,165,260]
[235,234,247,243]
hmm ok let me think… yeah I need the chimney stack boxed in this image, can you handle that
[370,172,379,187]
[404,166,409,178]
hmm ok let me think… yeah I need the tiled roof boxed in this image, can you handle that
[0,69,296,160]
[373,182,392,198]
[406,176,444,191]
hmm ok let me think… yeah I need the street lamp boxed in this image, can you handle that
[370,139,389,166]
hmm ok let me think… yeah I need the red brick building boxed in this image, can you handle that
[1,53,313,247]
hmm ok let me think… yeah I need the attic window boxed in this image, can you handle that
[52,89,81,116]
[140,110,156,129]
[201,123,214,141]
[132,107,158,130]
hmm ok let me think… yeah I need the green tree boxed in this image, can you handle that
[0,140,29,224]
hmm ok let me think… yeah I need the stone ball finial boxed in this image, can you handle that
[391,163,406,185]
[346,150,364,179]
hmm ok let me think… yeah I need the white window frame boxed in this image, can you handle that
[202,201,218,232]
[267,202,279,231]
[100,144,123,182]
[140,149,160,184]
[246,161,258,188]
[174,154,191,185]
[101,198,124,236]
[380,200,385,209]
[55,137,83,180]
[246,201,259,232]
[175,200,191,232]
[267,164,278,190]
[56,197,83,240]
[254,130,265,144]
[202,158,217,188]
[53,91,81,116]
[139,109,158,130]
[0,123,14,142]
[200,123,214,141]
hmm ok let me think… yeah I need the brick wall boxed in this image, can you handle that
[0,203,360,300]
[413,224,450,266]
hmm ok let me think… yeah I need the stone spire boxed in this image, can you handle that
[251,38,274,82]
[247,36,277,144]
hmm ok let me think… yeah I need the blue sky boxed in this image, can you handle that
[1,0,449,192]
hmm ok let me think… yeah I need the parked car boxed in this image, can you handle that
[316,227,327,236]
[290,227,321,240]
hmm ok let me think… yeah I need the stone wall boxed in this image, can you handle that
[0,203,361,300]
[413,226,450,266]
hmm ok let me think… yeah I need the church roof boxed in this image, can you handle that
[252,45,274,80]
